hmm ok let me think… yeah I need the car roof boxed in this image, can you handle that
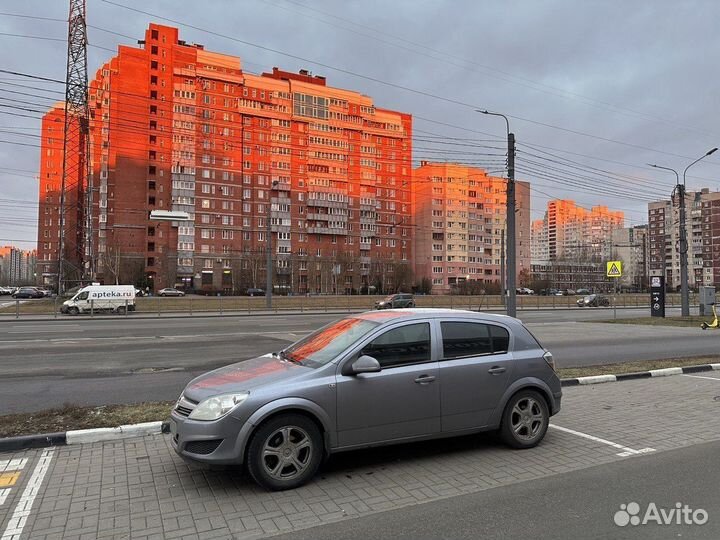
[353,308,515,323]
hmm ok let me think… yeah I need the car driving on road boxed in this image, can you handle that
[576,294,610,307]
[170,309,561,490]
[158,287,185,297]
[11,287,45,299]
[374,293,415,309]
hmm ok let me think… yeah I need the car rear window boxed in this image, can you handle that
[441,322,510,359]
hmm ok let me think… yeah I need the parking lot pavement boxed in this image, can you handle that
[2,373,720,540]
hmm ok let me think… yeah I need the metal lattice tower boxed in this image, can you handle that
[57,0,91,294]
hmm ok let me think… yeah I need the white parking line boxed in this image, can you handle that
[683,374,720,382]
[549,424,655,457]
[1,448,55,540]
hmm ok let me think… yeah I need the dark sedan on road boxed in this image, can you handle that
[11,287,45,299]
[170,309,562,490]
[374,293,415,309]
[577,294,610,307]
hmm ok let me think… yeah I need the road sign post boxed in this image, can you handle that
[650,276,665,318]
[607,261,623,320]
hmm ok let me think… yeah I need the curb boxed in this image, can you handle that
[560,363,720,387]
[0,421,170,453]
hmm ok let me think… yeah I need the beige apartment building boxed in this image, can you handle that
[648,189,720,290]
[413,162,530,294]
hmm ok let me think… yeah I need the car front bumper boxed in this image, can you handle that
[169,410,249,465]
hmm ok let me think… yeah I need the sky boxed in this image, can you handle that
[1,0,719,250]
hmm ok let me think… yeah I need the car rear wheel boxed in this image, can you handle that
[407,302,416,308]
[499,390,549,449]
[246,414,323,491]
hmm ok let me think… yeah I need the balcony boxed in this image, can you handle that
[307,226,348,235]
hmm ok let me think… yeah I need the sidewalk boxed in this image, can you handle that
[2,372,718,539]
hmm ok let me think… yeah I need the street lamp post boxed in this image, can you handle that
[478,110,517,317]
[650,147,717,317]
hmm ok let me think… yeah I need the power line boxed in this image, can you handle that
[98,0,720,165]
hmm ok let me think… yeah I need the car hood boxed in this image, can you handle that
[182,354,311,402]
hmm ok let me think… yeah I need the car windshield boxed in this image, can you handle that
[282,317,380,368]
[383,295,396,301]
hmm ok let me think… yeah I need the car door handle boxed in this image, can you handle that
[414,375,436,384]
[488,366,506,375]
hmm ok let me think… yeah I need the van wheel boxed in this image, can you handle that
[246,414,323,491]
[499,390,549,449]
[68,307,79,316]
[116,306,126,314]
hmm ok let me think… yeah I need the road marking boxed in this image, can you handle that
[7,328,82,334]
[0,473,20,488]
[549,424,655,457]
[1,448,55,540]
[0,330,310,344]
[0,459,27,473]
[683,374,720,382]
[0,489,9,506]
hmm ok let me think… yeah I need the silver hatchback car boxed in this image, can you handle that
[170,309,561,490]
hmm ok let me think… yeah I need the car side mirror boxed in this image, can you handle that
[345,355,381,376]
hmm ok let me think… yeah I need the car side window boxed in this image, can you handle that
[362,322,431,368]
[489,325,510,353]
[441,322,492,359]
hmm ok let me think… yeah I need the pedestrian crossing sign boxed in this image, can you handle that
[606,261,622,278]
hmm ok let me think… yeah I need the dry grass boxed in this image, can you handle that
[557,356,717,379]
[0,401,174,438]
[595,316,709,327]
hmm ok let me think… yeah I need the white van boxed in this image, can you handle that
[61,285,136,315]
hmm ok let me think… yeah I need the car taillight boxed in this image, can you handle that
[543,351,555,371]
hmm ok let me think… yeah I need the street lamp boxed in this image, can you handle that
[478,110,517,317]
[650,146,717,317]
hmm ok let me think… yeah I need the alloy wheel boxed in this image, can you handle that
[261,426,313,481]
[510,396,545,441]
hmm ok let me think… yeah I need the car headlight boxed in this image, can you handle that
[188,392,249,421]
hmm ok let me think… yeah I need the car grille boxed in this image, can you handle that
[185,439,223,455]
[174,395,197,417]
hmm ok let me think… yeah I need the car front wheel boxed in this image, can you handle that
[246,414,323,491]
[499,390,549,449]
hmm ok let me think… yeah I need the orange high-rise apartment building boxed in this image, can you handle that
[533,200,624,262]
[413,162,531,294]
[36,104,85,287]
[37,23,413,293]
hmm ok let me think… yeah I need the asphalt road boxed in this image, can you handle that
[0,308,717,413]
[272,440,720,540]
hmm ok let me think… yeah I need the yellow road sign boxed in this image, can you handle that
[607,261,622,278]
